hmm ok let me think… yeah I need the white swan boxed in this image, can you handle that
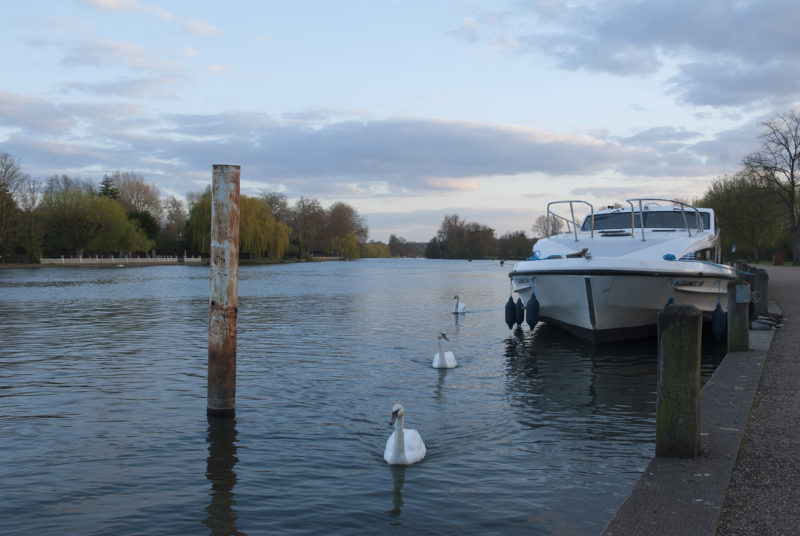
[384,404,426,465]
[452,295,466,314]
[432,333,457,369]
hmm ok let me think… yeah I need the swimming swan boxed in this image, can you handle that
[432,333,457,369]
[384,404,426,465]
[452,295,467,314]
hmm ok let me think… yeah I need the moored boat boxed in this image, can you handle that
[508,199,737,343]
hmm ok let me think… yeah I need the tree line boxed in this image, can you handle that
[0,163,390,263]
[0,155,537,264]
[3,111,794,265]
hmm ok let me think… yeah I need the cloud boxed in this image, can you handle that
[449,17,480,44]
[0,85,756,213]
[206,64,233,75]
[61,76,182,99]
[0,91,75,134]
[61,38,181,74]
[182,18,222,37]
[462,0,800,108]
[77,0,172,21]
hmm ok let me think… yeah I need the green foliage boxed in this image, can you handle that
[184,191,212,255]
[696,172,784,261]
[87,197,153,253]
[331,232,360,260]
[184,191,291,260]
[425,237,443,259]
[240,195,291,260]
[741,110,800,263]
[497,230,533,260]
[127,209,160,240]
[432,214,498,259]
[360,241,390,258]
[388,233,423,257]
[99,175,119,199]
[40,175,153,255]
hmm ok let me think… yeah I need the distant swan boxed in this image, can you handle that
[452,295,466,314]
[432,333,457,369]
[384,404,426,465]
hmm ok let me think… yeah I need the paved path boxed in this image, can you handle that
[603,265,799,536]
[716,265,800,536]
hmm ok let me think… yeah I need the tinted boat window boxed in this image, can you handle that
[582,211,711,231]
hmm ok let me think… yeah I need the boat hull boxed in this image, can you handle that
[510,269,734,343]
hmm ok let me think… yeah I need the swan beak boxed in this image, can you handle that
[389,410,399,426]
[441,333,449,341]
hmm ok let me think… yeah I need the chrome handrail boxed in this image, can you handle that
[625,198,705,242]
[546,200,594,241]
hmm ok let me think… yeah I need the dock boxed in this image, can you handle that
[603,264,799,535]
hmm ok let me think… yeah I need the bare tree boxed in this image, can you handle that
[290,196,326,255]
[531,214,563,237]
[260,188,290,223]
[742,110,800,264]
[112,170,163,221]
[163,195,187,235]
[18,176,43,260]
[0,153,27,258]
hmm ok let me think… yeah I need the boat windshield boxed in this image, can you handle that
[583,211,711,231]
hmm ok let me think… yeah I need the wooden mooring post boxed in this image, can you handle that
[208,164,240,417]
[656,304,701,458]
[727,280,750,352]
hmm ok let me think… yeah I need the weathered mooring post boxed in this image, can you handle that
[656,304,702,458]
[727,280,750,352]
[208,164,240,417]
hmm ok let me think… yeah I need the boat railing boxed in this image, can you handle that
[625,198,705,242]
[546,200,594,242]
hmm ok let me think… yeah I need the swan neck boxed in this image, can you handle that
[437,338,444,356]
[393,417,406,460]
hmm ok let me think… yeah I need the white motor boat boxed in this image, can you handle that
[507,199,737,343]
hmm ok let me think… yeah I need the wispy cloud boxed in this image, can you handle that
[205,64,233,75]
[182,18,222,37]
[60,76,182,99]
[77,0,172,21]
[61,38,181,74]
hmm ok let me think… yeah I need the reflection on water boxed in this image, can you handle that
[388,465,406,518]
[204,416,243,536]
[0,260,717,535]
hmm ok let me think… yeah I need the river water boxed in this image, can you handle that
[0,259,723,535]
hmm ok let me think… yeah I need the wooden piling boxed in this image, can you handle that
[208,164,240,417]
[727,280,750,352]
[656,304,702,458]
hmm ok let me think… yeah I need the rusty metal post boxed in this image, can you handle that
[208,164,240,417]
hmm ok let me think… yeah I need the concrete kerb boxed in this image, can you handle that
[601,304,780,536]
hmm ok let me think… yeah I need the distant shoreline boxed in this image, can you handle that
[0,257,346,269]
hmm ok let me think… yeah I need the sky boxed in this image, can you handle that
[2,0,799,243]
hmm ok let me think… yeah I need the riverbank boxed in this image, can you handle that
[0,256,346,269]
[603,264,798,535]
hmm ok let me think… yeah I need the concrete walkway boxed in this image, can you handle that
[716,265,800,536]
[602,265,798,536]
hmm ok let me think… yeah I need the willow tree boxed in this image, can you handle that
[185,192,290,259]
[331,232,360,260]
[240,196,291,260]
[184,191,212,255]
